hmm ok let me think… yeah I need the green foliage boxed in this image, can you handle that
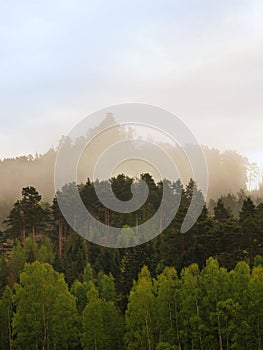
[0,177,263,349]
[125,266,155,350]
[6,241,26,287]
[179,263,202,349]
[12,261,79,349]
[4,187,48,242]
[98,271,116,302]
[62,234,88,285]
[70,263,95,313]
[0,256,8,294]
[23,236,39,262]
[0,286,13,350]
[81,283,124,350]
[155,267,181,347]
[38,236,54,264]
[247,266,263,349]
[214,198,231,222]
[156,343,178,350]
[71,279,90,313]
[83,262,93,283]
[117,225,138,247]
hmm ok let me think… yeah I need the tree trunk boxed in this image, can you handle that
[59,217,63,258]
[195,298,203,350]
[217,311,223,350]
[174,304,182,350]
[249,237,254,268]
[32,225,35,240]
[22,223,26,243]
[159,206,163,233]
[145,315,152,350]
[136,212,139,236]
[7,307,12,350]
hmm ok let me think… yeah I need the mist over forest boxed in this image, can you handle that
[1,1,263,348]
[0,115,262,229]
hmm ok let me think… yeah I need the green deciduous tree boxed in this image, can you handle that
[155,267,181,348]
[180,263,203,350]
[199,257,231,350]
[70,263,95,313]
[81,283,124,350]
[125,266,155,350]
[12,261,79,350]
[247,266,263,349]
[229,261,251,349]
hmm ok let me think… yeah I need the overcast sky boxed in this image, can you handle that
[0,0,262,166]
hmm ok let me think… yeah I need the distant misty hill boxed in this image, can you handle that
[0,115,250,224]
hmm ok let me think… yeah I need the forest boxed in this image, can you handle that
[1,0,262,348]
[0,114,261,231]
[0,174,263,349]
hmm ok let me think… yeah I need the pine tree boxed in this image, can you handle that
[4,200,25,242]
[214,199,231,222]
[21,186,47,239]
[239,197,257,267]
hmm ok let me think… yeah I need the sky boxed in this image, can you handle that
[0,0,262,169]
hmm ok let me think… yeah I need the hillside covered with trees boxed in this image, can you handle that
[0,174,263,349]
